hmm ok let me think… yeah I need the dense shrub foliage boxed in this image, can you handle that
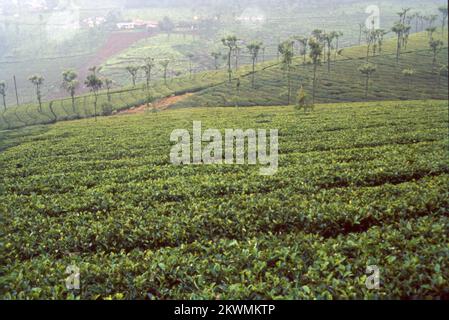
[0,100,448,299]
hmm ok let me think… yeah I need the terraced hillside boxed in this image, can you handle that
[1,31,447,131]
[1,100,448,299]
[173,31,449,108]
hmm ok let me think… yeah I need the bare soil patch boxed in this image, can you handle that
[117,93,193,115]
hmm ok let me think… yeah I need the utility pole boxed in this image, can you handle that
[13,76,19,106]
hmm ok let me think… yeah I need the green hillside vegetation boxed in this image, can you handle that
[1,29,447,131]
[0,66,244,130]
[173,30,448,108]
[100,34,213,86]
[1,99,448,299]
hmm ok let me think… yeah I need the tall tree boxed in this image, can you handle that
[295,36,308,64]
[411,13,419,32]
[392,22,406,63]
[141,57,155,89]
[428,14,438,28]
[125,66,140,87]
[186,53,194,79]
[426,27,437,40]
[439,6,448,32]
[29,75,44,112]
[61,70,79,114]
[159,16,175,39]
[308,36,323,105]
[324,32,337,72]
[247,41,263,88]
[311,30,325,61]
[0,81,9,129]
[358,63,377,99]
[104,78,113,102]
[278,41,294,105]
[364,28,376,60]
[160,60,170,85]
[0,81,6,111]
[398,8,411,24]
[211,51,221,70]
[358,23,364,45]
[84,67,103,121]
[375,29,387,54]
[334,31,343,60]
[233,45,241,70]
[438,64,448,85]
[222,35,238,83]
[402,25,412,49]
[429,39,444,67]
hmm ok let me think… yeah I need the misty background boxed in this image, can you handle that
[0,0,446,104]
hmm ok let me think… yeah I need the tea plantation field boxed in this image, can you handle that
[173,31,449,108]
[0,99,448,299]
[1,31,447,131]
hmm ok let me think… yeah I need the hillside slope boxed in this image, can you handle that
[1,100,448,299]
[173,31,449,108]
[0,31,447,130]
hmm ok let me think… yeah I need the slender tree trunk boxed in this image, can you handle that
[323,45,326,63]
[312,63,317,105]
[396,34,401,63]
[189,60,192,79]
[1,95,9,129]
[36,85,42,113]
[335,38,339,60]
[38,97,42,113]
[252,58,256,88]
[94,93,98,121]
[234,48,239,70]
[49,101,57,122]
[71,95,76,113]
[365,75,369,99]
[366,42,371,61]
[227,49,232,83]
[287,67,291,105]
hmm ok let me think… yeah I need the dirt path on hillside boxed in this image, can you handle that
[117,93,193,115]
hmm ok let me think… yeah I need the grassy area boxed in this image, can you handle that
[100,34,215,86]
[0,99,448,299]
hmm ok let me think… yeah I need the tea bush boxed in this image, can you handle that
[0,100,448,299]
